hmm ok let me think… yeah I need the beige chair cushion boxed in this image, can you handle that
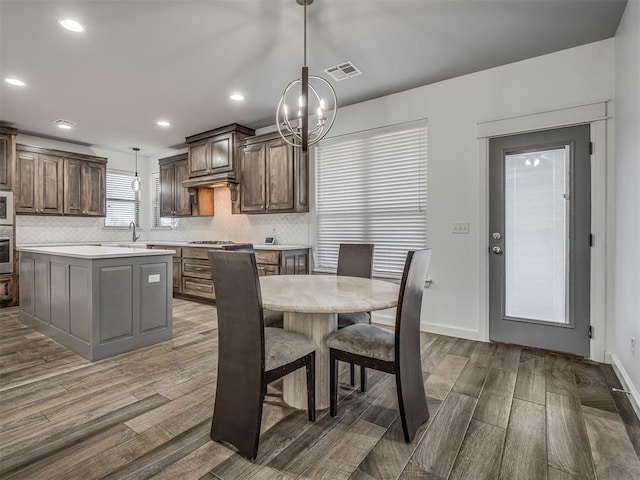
[326,324,395,362]
[337,311,370,329]
[264,327,316,371]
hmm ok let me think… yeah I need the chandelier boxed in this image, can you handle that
[276,0,337,153]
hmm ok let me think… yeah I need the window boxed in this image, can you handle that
[315,120,428,278]
[153,172,172,228]
[104,170,140,227]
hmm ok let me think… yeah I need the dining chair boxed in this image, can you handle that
[222,243,283,328]
[336,243,374,388]
[208,250,316,460]
[326,249,432,442]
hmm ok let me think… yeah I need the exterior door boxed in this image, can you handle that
[489,125,591,356]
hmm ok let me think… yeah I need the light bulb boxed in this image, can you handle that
[131,176,141,192]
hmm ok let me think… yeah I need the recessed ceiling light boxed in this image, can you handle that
[5,78,26,87]
[157,120,171,127]
[230,93,245,101]
[53,119,76,130]
[59,19,84,33]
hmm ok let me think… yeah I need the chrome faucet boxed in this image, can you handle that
[129,222,140,242]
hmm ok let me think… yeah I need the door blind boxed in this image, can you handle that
[104,170,140,227]
[315,120,428,278]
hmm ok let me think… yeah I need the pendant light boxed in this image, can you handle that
[276,0,337,153]
[131,147,141,192]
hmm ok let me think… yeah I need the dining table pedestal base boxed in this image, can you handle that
[283,311,337,410]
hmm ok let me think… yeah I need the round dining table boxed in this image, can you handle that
[260,274,399,410]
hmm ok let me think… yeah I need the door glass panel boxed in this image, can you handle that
[504,146,569,324]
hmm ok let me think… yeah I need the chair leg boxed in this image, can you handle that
[396,365,430,443]
[360,366,367,393]
[306,352,316,422]
[350,362,356,387]
[330,350,338,417]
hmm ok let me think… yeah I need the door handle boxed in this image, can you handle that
[491,246,503,255]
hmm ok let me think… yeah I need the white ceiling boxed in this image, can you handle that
[0,0,627,157]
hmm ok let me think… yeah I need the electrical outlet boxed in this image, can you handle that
[632,337,636,354]
[452,222,470,234]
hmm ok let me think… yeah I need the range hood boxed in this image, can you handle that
[181,174,237,189]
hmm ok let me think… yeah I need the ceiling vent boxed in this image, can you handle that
[52,119,76,129]
[324,61,362,81]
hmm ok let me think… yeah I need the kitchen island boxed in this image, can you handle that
[18,245,175,361]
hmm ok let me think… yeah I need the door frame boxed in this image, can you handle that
[477,101,610,361]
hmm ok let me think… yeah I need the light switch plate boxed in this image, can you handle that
[452,222,470,234]
[148,274,160,283]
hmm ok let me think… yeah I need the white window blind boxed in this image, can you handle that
[153,173,172,228]
[104,170,140,227]
[315,119,428,278]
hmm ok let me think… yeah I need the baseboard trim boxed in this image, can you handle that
[605,351,640,420]
[371,312,482,341]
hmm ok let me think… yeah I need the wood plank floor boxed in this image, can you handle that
[1,299,639,480]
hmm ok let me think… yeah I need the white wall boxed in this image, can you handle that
[320,39,615,339]
[612,0,640,410]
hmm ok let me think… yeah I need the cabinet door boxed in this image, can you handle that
[16,152,38,213]
[266,139,294,211]
[173,160,192,216]
[159,162,175,216]
[63,159,84,215]
[83,162,106,216]
[39,155,64,214]
[209,133,232,172]
[0,136,10,190]
[188,141,209,177]
[240,143,266,212]
[172,259,181,294]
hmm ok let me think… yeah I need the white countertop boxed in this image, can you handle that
[147,242,310,251]
[18,245,176,259]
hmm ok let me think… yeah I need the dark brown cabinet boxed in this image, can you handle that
[15,151,64,214]
[64,159,106,216]
[16,145,106,217]
[238,133,308,214]
[0,129,16,191]
[185,124,254,181]
[159,154,191,217]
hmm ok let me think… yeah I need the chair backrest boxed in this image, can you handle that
[337,244,374,278]
[208,251,265,380]
[395,249,432,365]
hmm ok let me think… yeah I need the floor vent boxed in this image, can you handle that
[324,61,362,81]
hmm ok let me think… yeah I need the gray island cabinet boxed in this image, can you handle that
[18,245,175,361]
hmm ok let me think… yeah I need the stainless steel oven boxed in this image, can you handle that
[0,226,13,274]
[0,191,13,226]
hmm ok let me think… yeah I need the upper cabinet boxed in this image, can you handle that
[16,145,106,217]
[184,124,254,184]
[0,128,17,191]
[63,159,106,216]
[159,154,192,217]
[16,152,64,214]
[237,133,308,214]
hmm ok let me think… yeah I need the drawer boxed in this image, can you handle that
[255,250,280,265]
[182,259,212,279]
[182,277,215,300]
[257,264,280,276]
[0,276,12,301]
[181,247,211,260]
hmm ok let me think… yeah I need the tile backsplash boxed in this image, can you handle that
[16,188,311,246]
